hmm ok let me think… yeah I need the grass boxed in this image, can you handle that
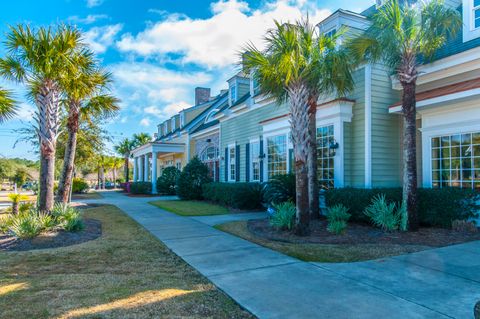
[0,205,253,319]
[215,221,427,263]
[149,200,230,216]
[71,191,103,200]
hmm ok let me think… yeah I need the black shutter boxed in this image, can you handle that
[235,144,240,182]
[289,149,294,173]
[245,143,250,182]
[259,136,264,182]
[224,147,228,182]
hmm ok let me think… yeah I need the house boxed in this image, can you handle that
[131,0,480,194]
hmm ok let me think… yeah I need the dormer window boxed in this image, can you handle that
[180,112,185,127]
[171,118,176,131]
[324,28,336,38]
[463,0,480,42]
[475,0,480,28]
[230,85,237,104]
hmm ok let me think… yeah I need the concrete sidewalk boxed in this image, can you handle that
[82,191,480,319]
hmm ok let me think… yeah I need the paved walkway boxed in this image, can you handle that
[82,191,480,319]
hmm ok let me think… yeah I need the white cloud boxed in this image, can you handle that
[144,101,190,120]
[84,24,123,54]
[16,103,36,121]
[140,118,151,127]
[86,0,103,8]
[69,14,109,24]
[116,0,331,68]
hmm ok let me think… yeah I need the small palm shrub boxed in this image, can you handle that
[326,204,350,235]
[7,193,30,215]
[72,178,89,193]
[8,212,43,239]
[270,201,296,230]
[364,194,406,232]
[263,173,296,205]
[52,203,84,232]
[156,166,180,195]
[38,212,57,230]
[177,157,212,200]
[0,214,14,233]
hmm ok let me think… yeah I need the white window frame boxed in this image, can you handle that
[263,130,290,181]
[230,85,237,105]
[171,118,176,131]
[250,138,261,182]
[463,0,480,42]
[175,160,182,171]
[228,144,236,182]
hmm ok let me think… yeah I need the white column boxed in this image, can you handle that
[144,154,149,182]
[151,151,158,194]
[133,157,137,181]
[138,156,144,182]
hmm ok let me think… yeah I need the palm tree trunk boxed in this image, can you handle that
[308,95,320,219]
[12,201,18,215]
[287,81,310,236]
[402,81,419,231]
[101,167,105,189]
[113,168,116,188]
[124,155,130,183]
[37,80,60,212]
[57,102,80,203]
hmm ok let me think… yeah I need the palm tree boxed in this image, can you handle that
[111,157,124,188]
[348,0,461,230]
[115,138,135,183]
[0,24,83,211]
[57,49,119,203]
[133,132,152,147]
[243,21,315,235]
[0,88,17,122]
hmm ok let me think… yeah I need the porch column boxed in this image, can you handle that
[138,156,144,182]
[133,157,137,181]
[151,151,158,194]
[144,154,149,182]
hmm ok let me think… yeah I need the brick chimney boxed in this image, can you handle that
[195,87,211,105]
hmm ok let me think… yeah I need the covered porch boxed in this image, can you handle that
[131,142,185,194]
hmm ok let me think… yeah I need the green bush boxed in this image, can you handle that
[52,203,84,232]
[0,214,14,233]
[156,166,180,195]
[326,204,350,235]
[270,201,296,230]
[325,187,479,228]
[8,212,43,239]
[263,173,296,205]
[364,194,404,232]
[203,182,264,210]
[72,178,89,193]
[130,181,152,194]
[177,157,212,200]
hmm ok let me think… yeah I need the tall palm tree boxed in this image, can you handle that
[0,24,83,211]
[111,157,124,188]
[114,138,135,183]
[133,132,152,147]
[348,0,461,230]
[297,22,354,218]
[57,49,119,203]
[243,21,315,235]
[0,88,17,122]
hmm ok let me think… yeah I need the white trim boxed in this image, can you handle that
[249,138,261,182]
[389,87,480,114]
[365,64,372,188]
[189,125,219,139]
[463,0,480,42]
[227,143,236,182]
[262,131,291,181]
[131,142,184,157]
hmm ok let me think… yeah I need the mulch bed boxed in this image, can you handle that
[0,218,102,252]
[248,218,480,247]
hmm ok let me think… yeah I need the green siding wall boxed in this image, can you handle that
[220,101,288,182]
[370,64,402,187]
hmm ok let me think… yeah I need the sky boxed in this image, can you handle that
[0,0,374,160]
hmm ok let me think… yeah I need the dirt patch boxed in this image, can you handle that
[0,218,102,251]
[248,218,480,247]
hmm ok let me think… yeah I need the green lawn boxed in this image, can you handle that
[0,205,252,319]
[215,221,427,263]
[149,200,230,216]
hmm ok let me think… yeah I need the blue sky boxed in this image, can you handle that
[0,0,373,160]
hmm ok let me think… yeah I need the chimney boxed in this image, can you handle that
[195,87,211,105]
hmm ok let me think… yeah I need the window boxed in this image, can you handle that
[229,146,236,181]
[201,146,219,161]
[317,125,335,189]
[180,112,185,127]
[267,135,287,178]
[230,85,237,104]
[432,132,480,189]
[324,28,336,38]
[252,78,260,96]
[171,118,176,130]
[475,0,480,29]
[463,0,480,41]
[250,141,261,181]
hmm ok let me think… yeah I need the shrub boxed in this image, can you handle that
[72,178,89,193]
[52,203,84,232]
[8,212,43,239]
[270,201,296,230]
[203,182,264,210]
[326,204,350,235]
[177,157,212,200]
[38,212,57,230]
[0,214,14,233]
[325,187,479,228]
[156,167,180,195]
[130,182,152,194]
[364,194,405,232]
[263,173,296,205]
[452,220,478,233]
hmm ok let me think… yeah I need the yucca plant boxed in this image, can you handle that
[364,194,405,232]
[326,204,351,235]
[51,203,84,232]
[270,201,296,231]
[8,212,43,239]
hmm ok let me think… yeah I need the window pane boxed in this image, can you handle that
[432,137,440,148]
[267,135,287,178]
[316,124,335,189]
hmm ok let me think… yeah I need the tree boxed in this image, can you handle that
[57,49,119,203]
[0,24,83,211]
[8,193,29,215]
[132,132,152,147]
[243,21,325,235]
[13,167,29,185]
[348,0,461,230]
[114,138,135,183]
[111,157,124,187]
[0,88,17,122]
